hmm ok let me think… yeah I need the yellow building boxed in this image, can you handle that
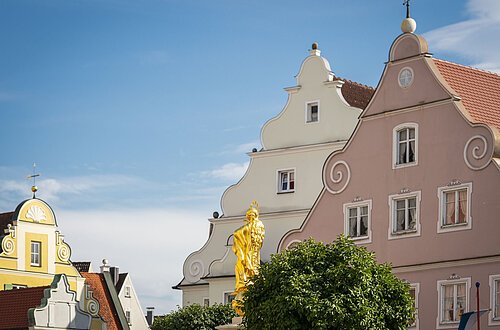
[0,197,121,329]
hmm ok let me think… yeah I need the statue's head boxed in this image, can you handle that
[246,200,259,221]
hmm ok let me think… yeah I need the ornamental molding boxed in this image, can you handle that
[26,205,47,223]
[1,224,16,256]
[325,160,351,195]
[55,231,71,263]
[185,259,205,283]
[463,135,492,170]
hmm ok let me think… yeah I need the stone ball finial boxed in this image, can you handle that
[312,42,318,50]
[102,258,109,266]
[401,17,417,33]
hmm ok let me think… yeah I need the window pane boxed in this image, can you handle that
[396,209,405,231]
[408,141,415,162]
[349,217,357,237]
[409,128,415,139]
[495,280,500,318]
[360,215,368,236]
[457,190,467,223]
[360,206,368,216]
[408,207,416,230]
[349,208,357,218]
[399,129,407,141]
[399,142,407,164]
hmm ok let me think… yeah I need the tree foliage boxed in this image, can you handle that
[243,236,414,330]
[152,303,236,330]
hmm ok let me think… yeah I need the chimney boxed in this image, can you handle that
[146,307,155,326]
[100,259,110,273]
[109,266,120,286]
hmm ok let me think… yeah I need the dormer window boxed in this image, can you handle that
[393,123,418,169]
[306,101,319,123]
[277,169,295,193]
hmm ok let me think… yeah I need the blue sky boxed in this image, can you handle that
[1,0,499,314]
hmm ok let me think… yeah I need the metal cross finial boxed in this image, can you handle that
[403,0,411,19]
[27,163,40,198]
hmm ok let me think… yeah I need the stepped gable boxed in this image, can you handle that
[82,272,121,329]
[434,58,500,129]
[338,78,375,110]
[0,286,49,329]
[72,261,91,273]
[0,212,14,232]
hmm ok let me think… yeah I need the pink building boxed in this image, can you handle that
[280,19,500,329]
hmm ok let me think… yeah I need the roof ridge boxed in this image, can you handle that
[334,76,375,90]
[434,58,500,78]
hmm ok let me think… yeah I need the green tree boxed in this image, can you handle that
[152,303,236,330]
[243,236,414,330]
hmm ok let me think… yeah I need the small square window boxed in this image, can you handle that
[125,310,131,325]
[393,123,418,169]
[125,286,131,298]
[388,191,421,239]
[203,298,210,307]
[306,102,319,123]
[278,169,295,193]
[31,241,41,267]
[438,278,470,326]
[223,292,235,305]
[343,200,372,243]
[438,183,472,233]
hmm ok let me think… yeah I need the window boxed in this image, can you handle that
[31,241,41,266]
[125,286,131,298]
[203,298,210,307]
[437,278,470,327]
[223,292,235,305]
[306,101,319,123]
[409,283,419,328]
[125,310,131,325]
[277,169,295,193]
[393,123,418,169]
[388,191,421,239]
[438,183,472,233]
[343,200,372,243]
[398,67,414,88]
[489,275,500,326]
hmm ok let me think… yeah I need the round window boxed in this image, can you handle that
[398,67,414,88]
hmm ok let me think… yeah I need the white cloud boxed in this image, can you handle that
[207,162,249,182]
[57,207,209,314]
[424,0,500,72]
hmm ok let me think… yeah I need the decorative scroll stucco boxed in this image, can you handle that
[85,286,100,317]
[463,135,492,170]
[185,259,205,283]
[1,224,17,257]
[324,160,351,194]
[55,231,71,263]
[26,205,47,223]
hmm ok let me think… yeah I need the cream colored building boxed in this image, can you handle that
[174,45,374,306]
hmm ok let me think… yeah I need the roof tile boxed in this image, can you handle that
[434,58,500,129]
[0,286,48,329]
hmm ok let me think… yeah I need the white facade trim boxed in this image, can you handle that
[489,274,500,326]
[392,122,419,170]
[436,182,473,234]
[387,190,422,240]
[305,99,320,123]
[342,199,372,244]
[276,167,296,194]
[436,277,471,329]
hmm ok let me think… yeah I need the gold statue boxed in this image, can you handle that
[231,201,265,316]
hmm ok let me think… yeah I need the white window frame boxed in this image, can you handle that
[125,310,131,325]
[437,182,472,234]
[125,286,131,298]
[398,66,415,88]
[392,123,418,169]
[31,241,41,267]
[409,283,420,329]
[343,200,372,244]
[305,100,320,123]
[388,191,421,240]
[277,168,295,193]
[489,274,500,326]
[436,277,471,329]
[203,297,210,307]
[223,291,235,305]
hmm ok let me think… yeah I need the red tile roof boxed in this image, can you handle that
[82,272,122,330]
[0,286,48,329]
[0,211,14,233]
[434,58,500,129]
[339,78,375,110]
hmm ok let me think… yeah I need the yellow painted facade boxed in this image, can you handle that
[0,198,106,329]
